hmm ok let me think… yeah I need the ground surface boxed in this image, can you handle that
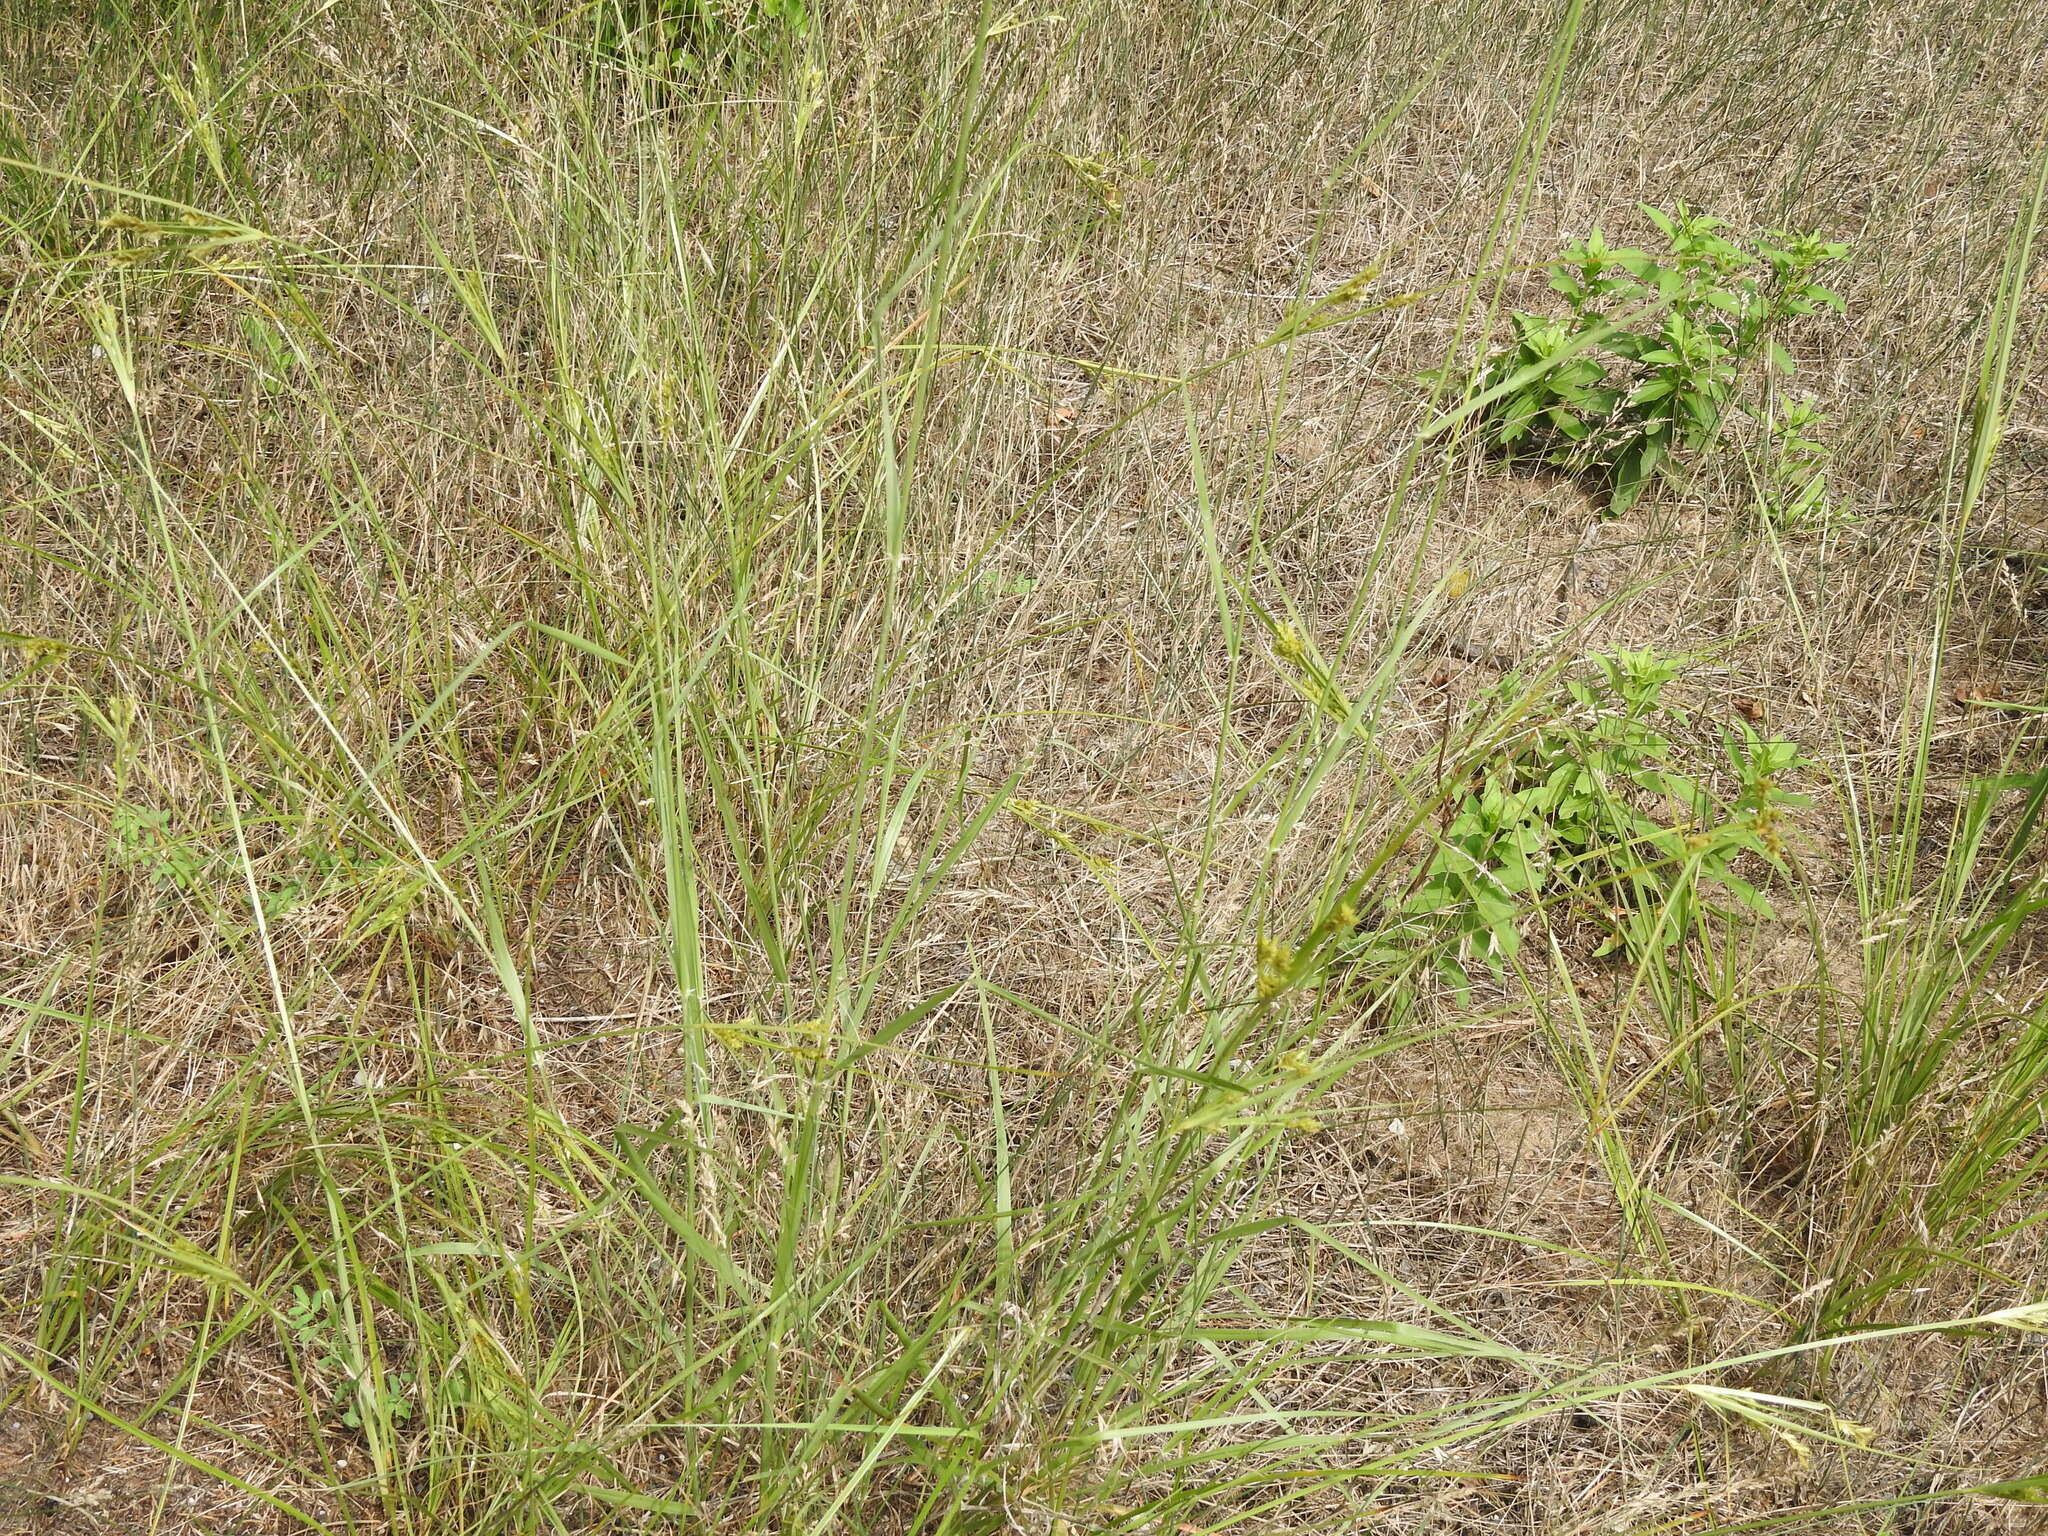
[2,0,2048,1531]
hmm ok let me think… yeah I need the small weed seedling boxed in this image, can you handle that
[109,804,205,893]
[1751,394,1844,529]
[1476,206,1848,514]
[282,1284,415,1431]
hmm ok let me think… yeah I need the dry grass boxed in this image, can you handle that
[2,0,2047,1530]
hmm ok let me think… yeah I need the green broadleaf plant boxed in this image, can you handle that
[1478,205,1848,514]
[1406,649,1811,980]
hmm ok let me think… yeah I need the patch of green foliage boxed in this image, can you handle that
[594,0,810,80]
[109,803,205,893]
[1407,650,1810,981]
[1479,205,1848,514]
[283,1285,417,1432]
[1751,393,1843,529]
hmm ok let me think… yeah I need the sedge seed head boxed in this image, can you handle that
[1256,936,1294,999]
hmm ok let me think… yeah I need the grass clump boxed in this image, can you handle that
[0,0,2046,1531]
